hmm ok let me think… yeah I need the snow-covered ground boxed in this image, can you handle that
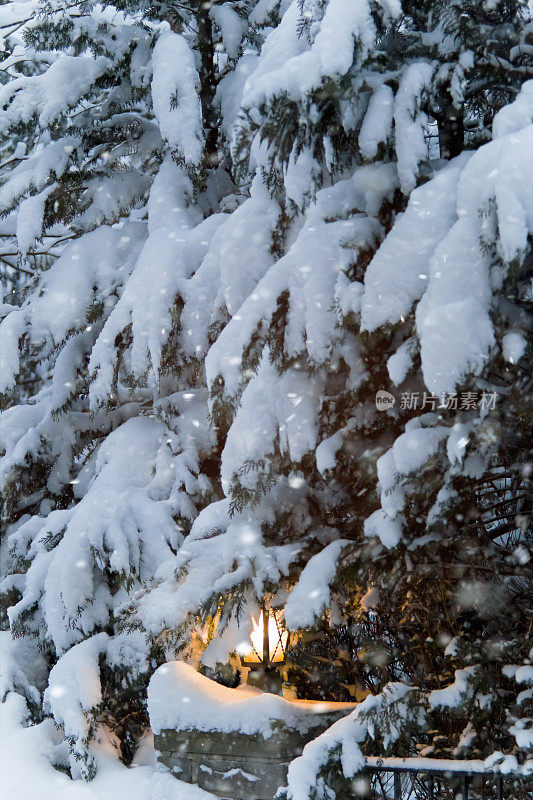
[0,693,217,800]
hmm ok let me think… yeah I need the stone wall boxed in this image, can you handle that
[155,715,347,800]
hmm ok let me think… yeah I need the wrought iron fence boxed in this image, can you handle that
[355,758,531,799]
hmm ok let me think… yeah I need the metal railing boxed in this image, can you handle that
[357,757,531,799]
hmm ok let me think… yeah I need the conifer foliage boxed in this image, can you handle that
[0,0,532,794]
[1,0,285,775]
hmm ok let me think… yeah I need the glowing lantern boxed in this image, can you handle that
[241,606,288,693]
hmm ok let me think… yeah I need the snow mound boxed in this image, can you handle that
[0,692,218,800]
[147,661,354,737]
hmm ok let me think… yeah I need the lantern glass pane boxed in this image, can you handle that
[245,610,288,663]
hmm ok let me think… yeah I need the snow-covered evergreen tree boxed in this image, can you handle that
[136,0,533,791]
[0,0,287,776]
[1,1,55,403]
[0,0,531,794]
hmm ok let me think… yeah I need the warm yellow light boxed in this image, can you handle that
[245,611,288,663]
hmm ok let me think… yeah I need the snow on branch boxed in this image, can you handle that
[284,539,352,630]
[0,56,109,133]
[152,31,204,167]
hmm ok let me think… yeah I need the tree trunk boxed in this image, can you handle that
[437,104,464,159]
[197,2,219,165]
